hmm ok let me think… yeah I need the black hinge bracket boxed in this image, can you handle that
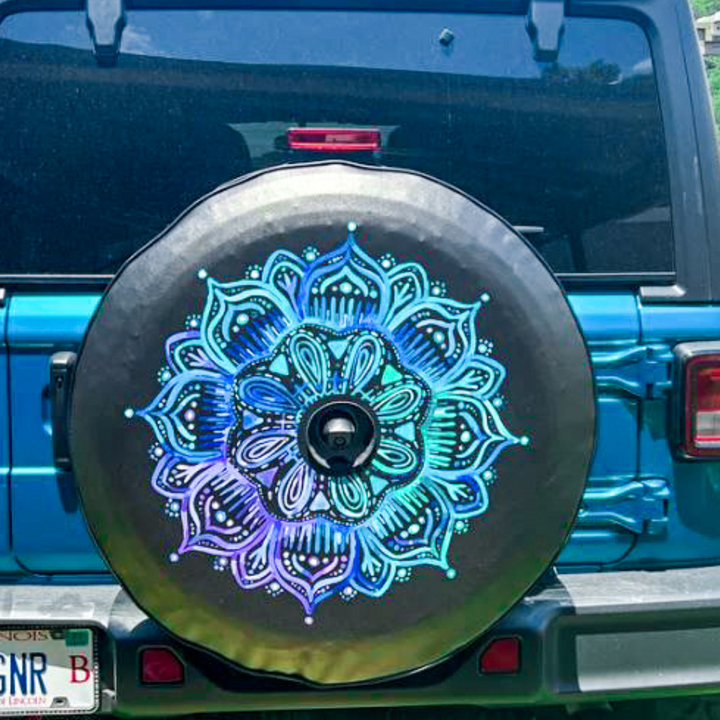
[50,352,77,472]
[526,0,565,63]
[86,0,126,67]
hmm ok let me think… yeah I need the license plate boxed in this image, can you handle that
[0,628,97,715]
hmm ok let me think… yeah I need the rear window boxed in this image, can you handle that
[0,9,673,278]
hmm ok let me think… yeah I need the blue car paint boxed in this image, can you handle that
[625,303,720,567]
[7,295,103,573]
[3,292,720,574]
[0,301,19,574]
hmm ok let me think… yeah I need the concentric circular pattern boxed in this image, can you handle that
[126,225,527,623]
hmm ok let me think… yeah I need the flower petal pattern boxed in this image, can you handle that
[129,228,527,622]
[138,370,233,460]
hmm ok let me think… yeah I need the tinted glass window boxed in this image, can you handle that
[0,10,673,276]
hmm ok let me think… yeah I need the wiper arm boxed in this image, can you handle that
[86,0,126,67]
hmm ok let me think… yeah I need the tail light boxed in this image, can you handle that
[287,127,381,152]
[676,343,720,457]
[140,647,185,684]
[479,636,522,674]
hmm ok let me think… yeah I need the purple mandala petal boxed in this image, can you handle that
[273,523,356,616]
[165,331,219,374]
[350,533,397,598]
[231,427,297,473]
[151,455,222,498]
[266,458,318,520]
[231,530,276,590]
[180,468,270,556]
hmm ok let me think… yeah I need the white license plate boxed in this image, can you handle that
[0,628,97,715]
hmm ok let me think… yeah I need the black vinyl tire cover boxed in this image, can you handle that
[70,162,595,685]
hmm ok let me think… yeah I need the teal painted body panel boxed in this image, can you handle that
[7,295,104,573]
[560,293,641,565]
[0,300,19,574]
[623,303,720,567]
[4,291,720,574]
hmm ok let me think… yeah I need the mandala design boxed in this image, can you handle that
[127,224,528,622]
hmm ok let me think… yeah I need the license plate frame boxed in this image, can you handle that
[0,626,99,716]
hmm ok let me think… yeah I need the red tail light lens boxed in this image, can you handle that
[479,636,521,675]
[685,354,720,456]
[140,647,185,685]
[287,127,381,152]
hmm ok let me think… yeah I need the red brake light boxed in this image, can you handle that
[479,636,521,675]
[287,127,381,152]
[140,647,185,685]
[685,354,720,456]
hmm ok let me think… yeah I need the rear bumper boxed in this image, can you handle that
[5,565,720,714]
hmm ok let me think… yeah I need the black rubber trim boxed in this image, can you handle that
[0,271,678,293]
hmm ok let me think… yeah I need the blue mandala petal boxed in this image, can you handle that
[429,473,489,519]
[261,248,308,317]
[351,533,397,598]
[339,331,386,395]
[388,298,480,382]
[437,354,507,399]
[427,394,519,473]
[287,329,332,399]
[138,370,233,460]
[200,277,297,373]
[298,238,389,327]
[370,435,423,484]
[366,483,453,567]
[384,261,431,325]
[327,474,373,522]
[234,374,300,416]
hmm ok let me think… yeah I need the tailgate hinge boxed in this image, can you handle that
[578,478,670,536]
[592,344,673,399]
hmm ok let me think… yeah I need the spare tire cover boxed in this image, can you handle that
[70,162,595,685]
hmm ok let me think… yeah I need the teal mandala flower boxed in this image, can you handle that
[130,224,527,622]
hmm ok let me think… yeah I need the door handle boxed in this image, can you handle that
[50,352,77,471]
